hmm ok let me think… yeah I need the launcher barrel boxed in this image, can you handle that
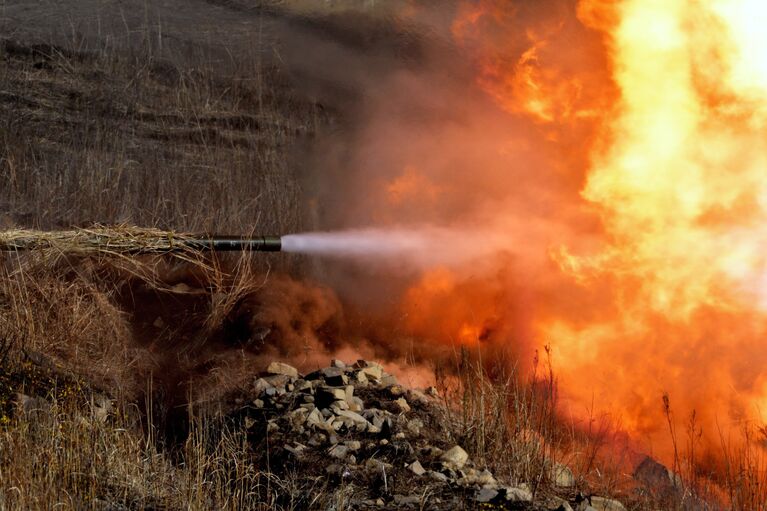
[184,236,282,252]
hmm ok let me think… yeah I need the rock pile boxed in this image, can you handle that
[227,358,628,510]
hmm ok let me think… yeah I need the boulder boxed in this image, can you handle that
[441,445,469,470]
[266,362,298,378]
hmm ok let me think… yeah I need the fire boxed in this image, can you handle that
[415,0,767,463]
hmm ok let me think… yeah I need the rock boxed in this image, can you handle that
[331,400,349,412]
[344,440,361,451]
[294,379,313,393]
[408,460,426,476]
[425,386,439,397]
[551,462,576,487]
[285,443,307,458]
[503,485,533,502]
[264,374,291,388]
[253,378,273,395]
[349,396,365,412]
[306,408,325,428]
[440,445,469,469]
[634,456,676,493]
[330,359,346,369]
[590,497,627,511]
[267,362,298,378]
[388,385,404,397]
[354,371,369,385]
[360,364,383,380]
[335,409,369,426]
[328,444,349,459]
[393,397,411,413]
[429,470,449,482]
[253,399,264,408]
[380,374,398,387]
[322,367,348,386]
[406,389,429,405]
[316,386,347,407]
[475,487,498,503]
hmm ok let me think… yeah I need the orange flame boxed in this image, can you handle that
[412,0,767,463]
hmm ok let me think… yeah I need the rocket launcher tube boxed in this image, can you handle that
[182,236,282,252]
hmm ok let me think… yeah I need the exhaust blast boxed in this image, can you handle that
[281,227,513,269]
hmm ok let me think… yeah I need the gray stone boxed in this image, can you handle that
[253,378,272,395]
[330,359,347,369]
[344,440,362,451]
[331,400,349,412]
[335,409,369,425]
[349,396,365,412]
[267,362,298,378]
[475,487,498,503]
[328,444,349,459]
[354,371,369,385]
[440,445,469,469]
[393,397,411,413]
[253,399,264,408]
[429,470,449,482]
[322,367,349,386]
[360,364,383,380]
[317,386,347,405]
[294,379,313,393]
[408,460,426,476]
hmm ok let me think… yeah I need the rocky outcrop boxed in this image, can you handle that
[225,359,628,510]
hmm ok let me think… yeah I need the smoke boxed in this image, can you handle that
[282,226,515,269]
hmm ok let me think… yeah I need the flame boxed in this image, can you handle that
[421,0,767,463]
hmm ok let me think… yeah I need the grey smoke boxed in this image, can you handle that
[282,226,513,269]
